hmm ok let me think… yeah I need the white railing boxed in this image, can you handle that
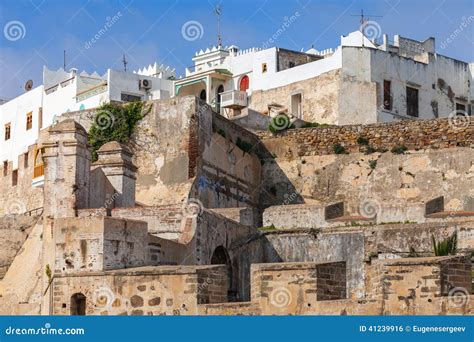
[220,90,247,108]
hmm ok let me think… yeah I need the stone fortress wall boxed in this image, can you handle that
[0,96,472,316]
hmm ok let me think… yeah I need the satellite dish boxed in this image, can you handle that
[25,79,33,92]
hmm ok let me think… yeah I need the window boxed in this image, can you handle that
[199,89,207,101]
[291,93,302,119]
[120,93,142,102]
[24,152,29,169]
[3,161,7,176]
[383,80,392,111]
[4,123,11,141]
[239,75,249,92]
[456,102,466,115]
[262,63,267,73]
[406,87,419,117]
[12,169,18,186]
[33,147,44,179]
[26,112,33,130]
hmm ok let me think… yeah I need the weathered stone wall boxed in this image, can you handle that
[379,256,472,315]
[276,48,322,71]
[316,261,346,301]
[258,146,473,216]
[0,213,42,279]
[257,118,473,154]
[199,256,472,316]
[249,70,341,124]
[52,217,148,273]
[51,265,227,315]
[230,230,364,301]
[0,143,44,216]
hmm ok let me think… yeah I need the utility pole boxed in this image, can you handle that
[63,50,66,70]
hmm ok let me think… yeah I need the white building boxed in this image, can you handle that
[0,63,175,179]
[174,30,473,126]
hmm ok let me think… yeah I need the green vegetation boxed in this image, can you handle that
[45,264,52,283]
[235,137,254,153]
[259,224,276,231]
[88,102,148,161]
[391,145,408,155]
[432,232,457,256]
[369,160,377,169]
[301,122,330,129]
[216,128,226,138]
[333,143,347,154]
[357,137,369,145]
[268,114,294,134]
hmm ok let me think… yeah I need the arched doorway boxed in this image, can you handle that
[211,246,235,300]
[199,89,207,101]
[215,85,224,113]
[239,75,249,92]
[70,293,86,315]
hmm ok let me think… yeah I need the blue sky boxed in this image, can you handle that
[0,0,473,99]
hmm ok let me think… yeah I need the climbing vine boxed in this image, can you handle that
[88,101,150,161]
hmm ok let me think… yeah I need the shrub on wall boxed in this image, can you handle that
[88,102,149,161]
[391,145,408,154]
[432,232,457,256]
[333,143,346,154]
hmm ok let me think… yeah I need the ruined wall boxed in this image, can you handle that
[0,213,42,279]
[258,134,473,215]
[201,256,472,316]
[52,217,147,273]
[249,70,341,124]
[230,230,364,301]
[52,265,227,315]
[379,256,472,315]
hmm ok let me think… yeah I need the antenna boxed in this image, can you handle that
[351,9,382,29]
[351,9,383,46]
[215,4,222,48]
[63,50,66,70]
[122,54,128,72]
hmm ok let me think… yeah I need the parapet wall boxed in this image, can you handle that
[258,118,472,156]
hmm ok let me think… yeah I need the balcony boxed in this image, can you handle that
[220,90,248,109]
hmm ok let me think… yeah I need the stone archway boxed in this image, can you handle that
[211,246,235,301]
[70,292,86,315]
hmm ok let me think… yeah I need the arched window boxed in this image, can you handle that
[239,75,249,92]
[199,89,207,101]
[70,293,86,315]
[33,147,44,179]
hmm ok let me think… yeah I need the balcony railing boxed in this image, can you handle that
[220,90,248,109]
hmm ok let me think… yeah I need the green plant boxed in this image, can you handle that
[259,224,276,231]
[45,264,52,283]
[365,146,377,154]
[235,137,254,153]
[333,143,346,154]
[301,122,330,129]
[88,102,149,161]
[357,137,369,145]
[268,114,294,133]
[391,145,408,155]
[432,232,458,256]
[369,160,377,169]
[216,128,226,138]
